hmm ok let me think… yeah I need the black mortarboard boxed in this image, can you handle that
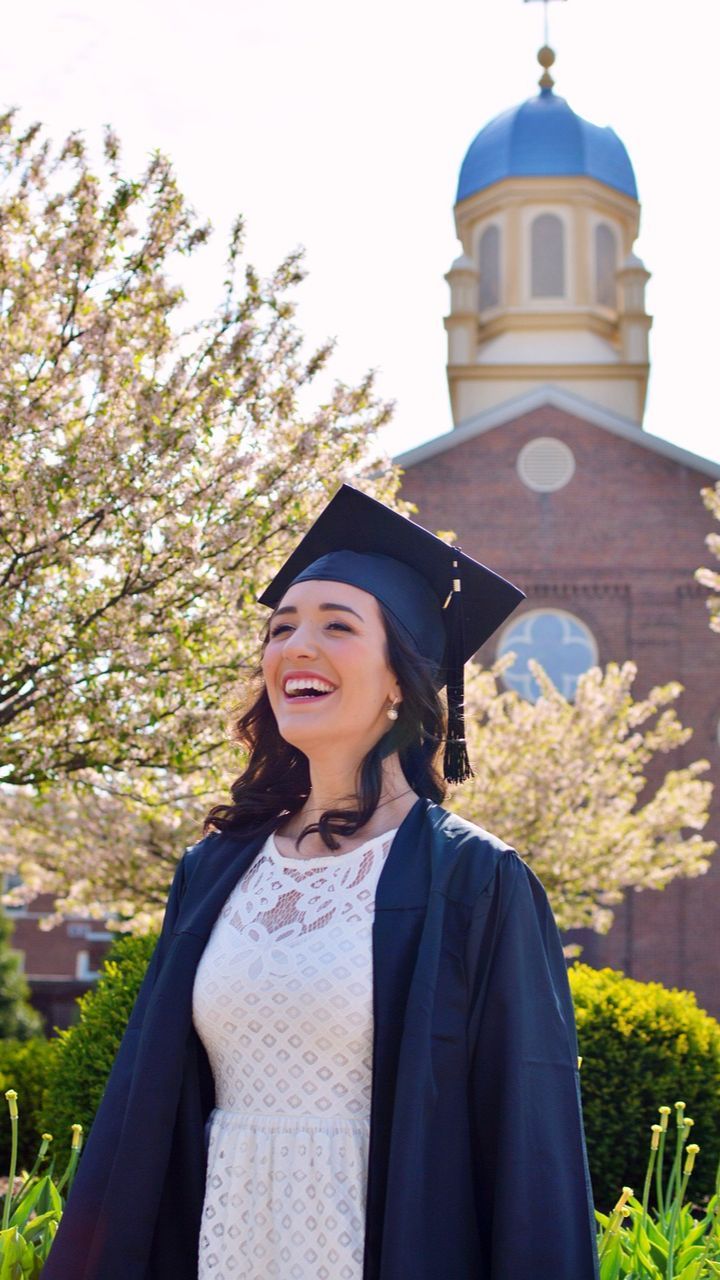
[258,485,525,783]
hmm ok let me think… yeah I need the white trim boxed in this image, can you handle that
[394,385,720,479]
[75,950,101,981]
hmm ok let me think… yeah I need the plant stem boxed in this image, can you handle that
[656,1127,668,1217]
[665,1124,685,1225]
[9,1138,52,1216]
[666,1170,690,1280]
[631,1145,657,1273]
[2,1113,18,1231]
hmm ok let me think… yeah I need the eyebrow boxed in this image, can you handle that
[272,602,364,621]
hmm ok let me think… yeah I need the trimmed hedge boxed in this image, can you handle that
[41,932,157,1147]
[0,1037,55,1170]
[570,964,720,1211]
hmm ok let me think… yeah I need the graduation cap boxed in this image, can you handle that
[258,485,525,783]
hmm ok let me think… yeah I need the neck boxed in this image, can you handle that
[282,750,417,845]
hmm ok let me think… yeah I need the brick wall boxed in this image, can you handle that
[7,892,113,1031]
[400,404,720,1014]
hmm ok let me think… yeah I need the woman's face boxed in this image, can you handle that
[262,578,401,758]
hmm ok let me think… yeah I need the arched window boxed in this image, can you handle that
[478,224,500,310]
[531,213,565,298]
[496,608,597,702]
[595,223,617,308]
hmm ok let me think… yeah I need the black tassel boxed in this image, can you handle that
[443,554,474,784]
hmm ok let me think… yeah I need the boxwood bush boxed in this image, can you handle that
[42,932,157,1147]
[570,964,720,1211]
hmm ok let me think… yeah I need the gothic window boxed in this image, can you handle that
[496,608,597,702]
[595,223,617,308]
[531,213,565,298]
[478,224,500,310]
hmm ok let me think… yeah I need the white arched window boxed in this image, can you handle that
[595,223,617,308]
[531,213,565,298]
[496,608,597,702]
[478,224,500,310]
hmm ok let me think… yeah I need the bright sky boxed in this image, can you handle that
[2,0,718,465]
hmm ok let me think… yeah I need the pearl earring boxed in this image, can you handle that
[386,701,399,721]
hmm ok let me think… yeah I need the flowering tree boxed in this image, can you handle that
[0,110,398,921]
[3,658,713,936]
[0,112,713,935]
[696,483,720,632]
[452,658,714,935]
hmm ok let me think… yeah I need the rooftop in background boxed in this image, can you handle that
[457,47,638,204]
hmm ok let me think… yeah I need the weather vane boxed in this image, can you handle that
[524,0,565,88]
[524,0,566,49]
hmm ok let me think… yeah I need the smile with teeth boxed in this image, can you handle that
[283,676,337,700]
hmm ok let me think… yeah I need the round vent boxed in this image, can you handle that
[517,437,575,492]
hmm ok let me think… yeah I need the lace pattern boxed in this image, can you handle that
[192,828,397,1278]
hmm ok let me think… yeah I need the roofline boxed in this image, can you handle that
[393,386,720,480]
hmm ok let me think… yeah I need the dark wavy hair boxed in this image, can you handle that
[204,603,447,850]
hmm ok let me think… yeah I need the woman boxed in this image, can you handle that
[45,485,599,1280]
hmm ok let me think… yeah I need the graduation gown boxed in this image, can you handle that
[44,797,599,1280]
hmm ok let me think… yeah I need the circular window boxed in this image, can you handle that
[496,608,597,702]
[517,437,575,492]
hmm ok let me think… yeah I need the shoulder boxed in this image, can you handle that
[182,830,223,874]
[179,826,262,889]
[427,802,514,856]
[422,801,527,902]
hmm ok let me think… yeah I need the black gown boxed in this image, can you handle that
[43,797,599,1280]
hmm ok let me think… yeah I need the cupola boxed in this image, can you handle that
[445,48,652,429]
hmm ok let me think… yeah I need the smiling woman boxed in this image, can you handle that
[206,575,447,857]
[45,485,600,1280]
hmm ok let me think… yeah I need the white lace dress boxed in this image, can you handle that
[191,827,397,1280]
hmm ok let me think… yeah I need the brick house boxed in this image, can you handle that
[4,883,114,1031]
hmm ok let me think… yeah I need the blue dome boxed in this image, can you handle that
[457,88,637,203]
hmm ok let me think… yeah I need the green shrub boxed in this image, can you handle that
[0,1039,55,1170]
[570,965,720,1212]
[42,933,157,1146]
[0,912,43,1040]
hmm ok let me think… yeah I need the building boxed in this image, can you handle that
[396,48,720,1014]
[3,879,113,1031]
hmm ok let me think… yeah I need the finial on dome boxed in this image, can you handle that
[537,45,555,91]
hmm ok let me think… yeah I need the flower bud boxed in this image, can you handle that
[4,1089,18,1120]
[659,1105,671,1131]
[613,1186,633,1212]
[684,1143,700,1175]
[42,1133,53,1143]
[71,1123,84,1151]
[650,1124,661,1150]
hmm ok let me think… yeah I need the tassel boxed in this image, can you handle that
[443,554,474,784]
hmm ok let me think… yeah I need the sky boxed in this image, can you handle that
[2,0,718,465]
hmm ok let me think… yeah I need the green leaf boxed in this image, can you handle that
[0,1226,36,1278]
[599,1235,622,1280]
[674,1261,703,1280]
[17,1209,60,1242]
